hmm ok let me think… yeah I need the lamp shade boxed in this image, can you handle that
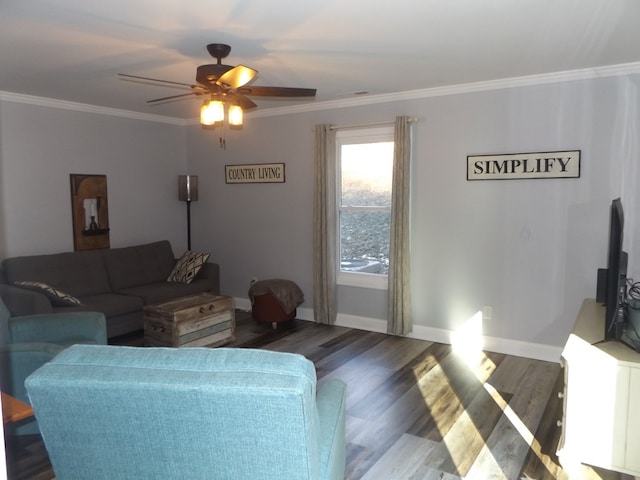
[178,175,198,202]
[200,100,224,125]
[228,104,244,127]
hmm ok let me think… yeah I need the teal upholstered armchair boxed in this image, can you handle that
[25,345,347,480]
[0,286,107,434]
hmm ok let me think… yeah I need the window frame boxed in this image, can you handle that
[335,126,394,290]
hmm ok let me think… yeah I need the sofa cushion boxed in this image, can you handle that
[53,293,143,318]
[2,250,111,298]
[104,241,176,291]
[167,251,210,284]
[116,277,212,305]
[11,281,82,306]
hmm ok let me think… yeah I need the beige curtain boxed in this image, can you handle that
[387,116,413,335]
[313,125,337,325]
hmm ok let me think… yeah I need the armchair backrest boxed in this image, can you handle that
[26,345,328,480]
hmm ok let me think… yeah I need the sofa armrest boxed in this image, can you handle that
[316,379,347,480]
[9,311,107,346]
[0,284,53,316]
[197,262,220,294]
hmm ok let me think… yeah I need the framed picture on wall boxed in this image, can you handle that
[70,174,110,251]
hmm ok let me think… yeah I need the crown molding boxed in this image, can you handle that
[247,60,640,119]
[0,91,186,126]
[4,61,640,125]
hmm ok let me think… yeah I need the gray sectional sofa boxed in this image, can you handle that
[0,241,220,339]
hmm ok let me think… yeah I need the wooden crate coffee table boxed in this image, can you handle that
[143,293,235,348]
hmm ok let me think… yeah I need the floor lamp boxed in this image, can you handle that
[178,175,198,250]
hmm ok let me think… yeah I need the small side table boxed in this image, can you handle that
[2,392,34,424]
[143,293,235,348]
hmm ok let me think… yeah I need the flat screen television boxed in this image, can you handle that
[600,198,628,340]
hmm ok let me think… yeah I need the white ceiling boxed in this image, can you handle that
[1,0,640,121]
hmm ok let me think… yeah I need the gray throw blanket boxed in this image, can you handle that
[248,279,304,314]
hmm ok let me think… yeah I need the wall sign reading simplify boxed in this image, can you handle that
[467,150,580,181]
[225,163,286,184]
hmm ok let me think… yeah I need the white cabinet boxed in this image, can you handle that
[558,299,640,477]
[627,368,640,472]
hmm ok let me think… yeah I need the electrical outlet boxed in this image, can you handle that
[483,306,492,320]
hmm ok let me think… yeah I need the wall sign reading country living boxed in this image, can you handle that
[467,150,580,181]
[225,163,285,184]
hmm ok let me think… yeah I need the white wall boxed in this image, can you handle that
[1,72,638,355]
[187,74,640,350]
[0,101,189,257]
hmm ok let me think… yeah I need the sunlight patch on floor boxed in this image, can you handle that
[484,382,534,445]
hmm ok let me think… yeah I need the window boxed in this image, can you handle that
[336,126,394,290]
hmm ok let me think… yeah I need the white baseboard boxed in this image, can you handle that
[232,296,562,363]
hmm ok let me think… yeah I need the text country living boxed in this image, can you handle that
[227,166,282,181]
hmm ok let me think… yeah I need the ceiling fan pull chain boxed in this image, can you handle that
[219,122,227,149]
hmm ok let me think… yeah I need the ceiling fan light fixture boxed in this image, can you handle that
[228,104,244,127]
[126,43,316,134]
[200,99,224,125]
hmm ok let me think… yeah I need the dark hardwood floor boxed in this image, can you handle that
[4,311,634,479]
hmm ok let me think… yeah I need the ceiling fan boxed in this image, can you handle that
[119,43,317,125]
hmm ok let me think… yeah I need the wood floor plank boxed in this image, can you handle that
[255,323,350,355]
[463,362,560,479]
[519,367,568,480]
[407,349,503,442]
[487,354,537,393]
[360,433,449,480]
[435,387,514,476]
[347,342,446,422]
[506,360,561,434]
[312,330,389,378]
[349,335,434,370]
[321,335,433,408]
[464,439,520,480]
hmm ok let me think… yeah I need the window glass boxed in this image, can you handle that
[340,143,393,207]
[336,127,393,289]
[340,210,390,275]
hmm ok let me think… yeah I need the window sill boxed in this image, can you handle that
[337,272,388,290]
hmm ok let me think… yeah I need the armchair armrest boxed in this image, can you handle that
[0,343,64,402]
[316,378,347,480]
[0,284,53,316]
[9,311,107,346]
[1,342,64,435]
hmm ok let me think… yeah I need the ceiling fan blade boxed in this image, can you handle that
[147,91,203,104]
[237,86,316,97]
[226,92,257,110]
[216,65,258,89]
[119,73,198,89]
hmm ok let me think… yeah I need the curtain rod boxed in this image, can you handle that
[328,117,419,131]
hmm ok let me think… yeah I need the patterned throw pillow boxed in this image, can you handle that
[12,280,83,306]
[167,251,210,284]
